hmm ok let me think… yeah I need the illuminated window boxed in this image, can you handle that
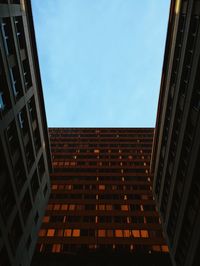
[95,216,98,223]
[99,185,105,190]
[141,230,149,238]
[140,205,144,211]
[54,204,60,210]
[38,229,46,237]
[107,230,113,237]
[127,217,130,224]
[161,245,169,252]
[128,155,132,159]
[94,149,100,153]
[47,229,55,237]
[72,229,80,237]
[121,205,128,211]
[69,204,75,210]
[61,204,68,211]
[70,162,76,166]
[64,229,72,237]
[115,230,123,237]
[52,244,61,253]
[124,230,130,238]
[124,195,127,200]
[132,230,140,238]
[98,229,106,237]
[52,184,58,190]
[43,216,49,223]
[106,205,112,211]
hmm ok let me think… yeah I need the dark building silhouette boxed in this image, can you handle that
[32,128,171,266]
[151,0,200,266]
[0,1,51,265]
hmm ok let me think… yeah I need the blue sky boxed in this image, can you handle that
[32,0,170,127]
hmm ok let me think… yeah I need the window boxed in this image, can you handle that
[52,185,58,190]
[72,229,80,237]
[106,205,112,211]
[107,230,113,237]
[141,230,149,238]
[64,229,72,237]
[115,230,123,237]
[98,229,106,237]
[39,229,46,237]
[161,245,169,252]
[132,230,140,238]
[43,216,50,223]
[61,204,68,210]
[99,185,105,190]
[121,205,129,211]
[98,204,105,210]
[124,230,130,238]
[52,244,61,253]
[69,204,75,210]
[47,229,55,237]
[54,204,60,210]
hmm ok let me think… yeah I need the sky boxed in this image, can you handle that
[32,0,170,127]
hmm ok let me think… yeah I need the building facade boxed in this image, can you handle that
[33,128,171,265]
[151,0,200,265]
[0,1,51,265]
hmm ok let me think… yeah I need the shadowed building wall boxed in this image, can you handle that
[151,0,200,265]
[0,1,51,265]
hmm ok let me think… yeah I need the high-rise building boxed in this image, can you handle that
[151,0,200,265]
[32,128,171,266]
[0,1,51,265]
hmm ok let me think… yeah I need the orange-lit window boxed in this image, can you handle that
[107,230,113,237]
[124,195,127,200]
[94,149,100,153]
[47,229,55,237]
[127,217,130,223]
[38,229,46,237]
[99,185,105,190]
[54,204,60,210]
[64,229,72,237]
[98,229,106,237]
[140,205,144,211]
[124,230,130,238]
[132,230,140,238]
[115,230,123,237]
[128,155,133,160]
[72,229,80,237]
[52,184,58,190]
[106,205,112,211]
[161,245,169,252]
[121,205,128,211]
[61,204,68,211]
[99,204,105,210]
[141,230,149,238]
[43,216,50,223]
[69,204,75,210]
[70,162,76,166]
[152,245,161,252]
[52,244,61,253]
[95,216,98,223]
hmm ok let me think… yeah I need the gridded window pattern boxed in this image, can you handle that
[38,128,167,255]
